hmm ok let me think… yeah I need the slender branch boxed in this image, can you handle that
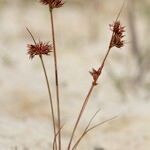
[53,127,62,150]
[84,108,101,132]
[86,116,117,133]
[67,1,126,148]
[48,6,61,150]
[26,27,57,149]
[72,108,102,150]
[67,43,113,150]
[26,27,37,45]
[39,55,57,150]
[53,124,65,150]
[72,116,117,150]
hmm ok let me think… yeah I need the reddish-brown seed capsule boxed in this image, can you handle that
[27,41,53,59]
[109,21,125,48]
[40,0,64,9]
[89,68,100,85]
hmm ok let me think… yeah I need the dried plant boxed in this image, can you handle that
[67,1,126,148]
[26,0,126,150]
[47,1,63,149]
[40,0,64,149]
[26,28,57,149]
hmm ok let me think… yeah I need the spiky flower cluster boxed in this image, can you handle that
[109,21,125,48]
[40,0,64,9]
[27,41,53,59]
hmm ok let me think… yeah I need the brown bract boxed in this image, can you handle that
[89,68,100,86]
[109,21,125,48]
[27,41,53,59]
[40,0,64,9]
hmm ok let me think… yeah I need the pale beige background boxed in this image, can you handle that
[0,0,150,150]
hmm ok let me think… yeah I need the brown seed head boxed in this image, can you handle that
[89,68,100,86]
[109,21,125,48]
[40,0,64,9]
[27,41,53,59]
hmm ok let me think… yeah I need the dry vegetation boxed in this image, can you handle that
[0,0,150,150]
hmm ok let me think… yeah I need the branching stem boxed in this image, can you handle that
[67,36,114,150]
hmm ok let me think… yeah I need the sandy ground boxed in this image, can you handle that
[0,1,150,150]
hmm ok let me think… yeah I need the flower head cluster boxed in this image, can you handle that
[40,0,64,9]
[109,21,125,48]
[89,68,101,86]
[27,41,53,59]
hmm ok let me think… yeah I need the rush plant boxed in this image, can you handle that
[26,0,126,150]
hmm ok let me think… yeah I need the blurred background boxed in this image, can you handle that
[0,0,150,149]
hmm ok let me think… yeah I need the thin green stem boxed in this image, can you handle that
[39,55,57,150]
[49,7,61,150]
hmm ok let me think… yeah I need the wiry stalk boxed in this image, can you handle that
[67,1,126,148]
[48,6,61,150]
[72,110,101,150]
[53,124,65,150]
[71,108,101,150]
[26,28,57,149]
[72,116,117,150]
[67,44,113,150]
[39,55,57,150]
